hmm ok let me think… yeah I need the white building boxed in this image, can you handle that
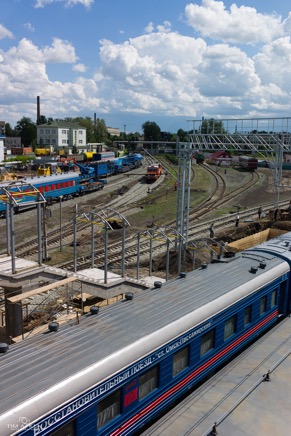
[0,121,5,161]
[37,121,87,153]
[107,127,120,137]
[0,134,5,162]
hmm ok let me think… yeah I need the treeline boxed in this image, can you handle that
[4,117,191,148]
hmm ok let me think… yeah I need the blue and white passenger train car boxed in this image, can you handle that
[0,172,104,216]
[1,233,291,435]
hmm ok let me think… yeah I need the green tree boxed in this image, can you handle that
[200,118,227,135]
[177,128,188,142]
[15,117,36,147]
[94,118,108,143]
[4,123,16,137]
[74,117,95,143]
[142,121,161,141]
[37,115,47,125]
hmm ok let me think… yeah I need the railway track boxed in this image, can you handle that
[54,199,288,273]
[51,168,280,270]
[186,164,260,222]
[0,163,282,272]
[13,222,87,257]
[0,159,151,257]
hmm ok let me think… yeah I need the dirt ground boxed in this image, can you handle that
[125,167,291,277]
[127,217,291,281]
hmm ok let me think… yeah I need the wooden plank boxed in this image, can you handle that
[7,277,78,303]
[228,228,286,252]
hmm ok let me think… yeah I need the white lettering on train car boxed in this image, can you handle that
[34,321,212,433]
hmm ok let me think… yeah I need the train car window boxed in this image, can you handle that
[173,347,189,376]
[244,306,252,326]
[51,420,75,435]
[271,290,277,308]
[200,329,214,356]
[139,366,158,400]
[97,390,121,429]
[260,296,267,315]
[224,316,236,340]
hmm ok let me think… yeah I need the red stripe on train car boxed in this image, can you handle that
[110,310,278,436]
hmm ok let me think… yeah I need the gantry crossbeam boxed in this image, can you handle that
[176,117,291,244]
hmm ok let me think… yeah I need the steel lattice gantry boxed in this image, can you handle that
[176,117,291,244]
[175,143,192,259]
[0,182,46,273]
[135,226,185,280]
[73,208,129,283]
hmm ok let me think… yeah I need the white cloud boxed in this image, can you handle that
[185,0,283,44]
[196,44,260,97]
[34,0,93,8]
[7,39,44,63]
[66,0,93,7]
[3,38,77,64]
[1,1,291,130]
[0,37,80,124]
[73,63,87,73]
[145,21,172,34]
[157,21,172,33]
[34,0,60,7]
[145,22,155,34]
[23,23,35,33]
[283,12,291,33]
[97,32,260,118]
[253,37,291,92]
[43,37,78,63]
[0,24,14,40]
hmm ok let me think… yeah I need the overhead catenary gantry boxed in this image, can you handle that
[134,226,228,279]
[176,117,291,245]
[135,226,186,279]
[73,209,129,283]
[0,181,46,274]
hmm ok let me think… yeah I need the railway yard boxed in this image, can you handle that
[1,158,291,277]
[1,157,291,435]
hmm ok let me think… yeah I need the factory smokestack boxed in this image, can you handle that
[37,96,41,124]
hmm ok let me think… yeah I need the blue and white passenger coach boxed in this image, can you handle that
[1,233,291,435]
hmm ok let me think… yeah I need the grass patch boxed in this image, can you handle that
[132,191,177,228]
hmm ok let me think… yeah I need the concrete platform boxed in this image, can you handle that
[0,255,39,275]
[73,267,123,284]
[73,267,165,286]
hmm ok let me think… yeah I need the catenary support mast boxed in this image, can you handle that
[175,117,291,244]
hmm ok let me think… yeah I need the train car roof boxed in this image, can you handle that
[0,173,79,192]
[246,232,291,262]
[22,172,79,183]
[0,243,289,420]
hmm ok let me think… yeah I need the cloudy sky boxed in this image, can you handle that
[1,0,291,133]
